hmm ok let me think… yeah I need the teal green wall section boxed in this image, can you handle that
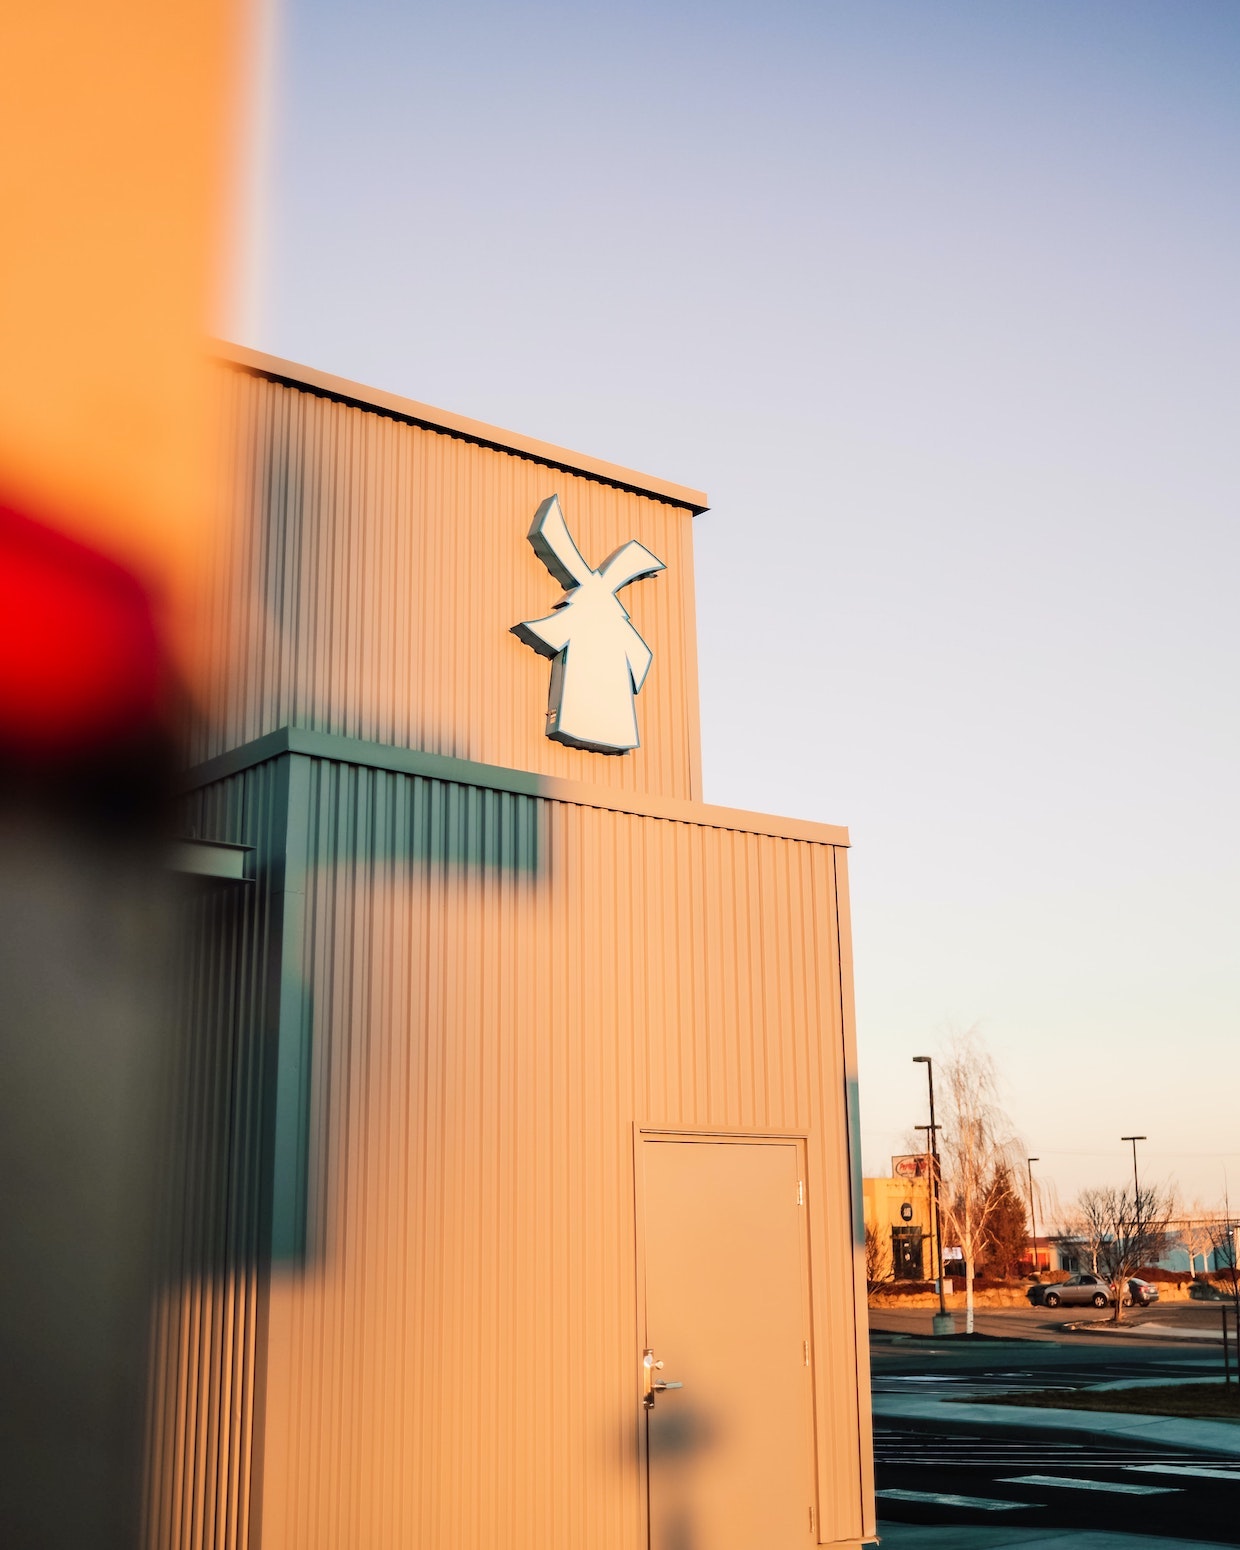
[167,760,284,1277]
[147,758,287,1550]
[157,732,551,1543]
[183,726,548,807]
[846,1077,866,1248]
[266,754,314,1267]
[175,736,546,1275]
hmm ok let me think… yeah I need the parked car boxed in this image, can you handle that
[1028,1272,1114,1308]
[1123,1278,1160,1308]
[1026,1273,1160,1309]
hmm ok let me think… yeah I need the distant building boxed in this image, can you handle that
[1032,1236,1074,1274]
[1048,1216,1238,1277]
[1158,1215,1235,1275]
[862,1177,1074,1281]
[863,1170,934,1280]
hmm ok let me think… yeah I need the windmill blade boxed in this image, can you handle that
[598,539,664,595]
[527,495,593,590]
[625,626,654,693]
[511,608,572,660]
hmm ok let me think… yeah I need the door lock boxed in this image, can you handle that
[642,1348,683,1410]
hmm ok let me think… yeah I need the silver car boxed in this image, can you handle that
[1027,1272,1113,1309]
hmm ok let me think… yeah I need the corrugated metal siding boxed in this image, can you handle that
[253,759,865,1550]
[144,763,285,1550]
[835,848,878,1540]
[191,367,702,800]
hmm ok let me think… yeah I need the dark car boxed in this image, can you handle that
[1124,1277,1160,1308]
[1027,1272,1113,1309]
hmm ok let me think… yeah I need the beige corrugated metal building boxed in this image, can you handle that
[151,348,875,1550]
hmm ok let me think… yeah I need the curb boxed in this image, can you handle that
[1062,1317,1225,1342]
[871,1329,1050,1344]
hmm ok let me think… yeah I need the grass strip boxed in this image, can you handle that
[954,1383,1240,1423]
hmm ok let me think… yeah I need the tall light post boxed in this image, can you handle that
[1026,1157,1040,1275]
[1122,1134,1147,1250]
[914,1056,953,1336]
[914,1121,941,1272]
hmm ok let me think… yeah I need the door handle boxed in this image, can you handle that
[643,1349,683,1409]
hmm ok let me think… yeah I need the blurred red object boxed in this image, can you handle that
[0,502,166,756]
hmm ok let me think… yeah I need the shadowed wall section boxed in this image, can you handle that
[146,753,549,1550]
[144,763,284,1550]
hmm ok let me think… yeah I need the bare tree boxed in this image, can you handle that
[936,1029,1020,1334]
[1077,1184,1175,1323]
[1206,1192,1240,1324]
[1066,1190,1116,1277]
[865,1222,887,1294]
[1209,1221,1233,1308]
[1179,1203,1220,1278]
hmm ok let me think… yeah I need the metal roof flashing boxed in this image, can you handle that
[212,342,710,516]
[180,728,850,849]
[167,837,253,882]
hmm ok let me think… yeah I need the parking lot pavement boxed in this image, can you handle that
[873,1391,1240,1458]
[871,1360,1219,1400]
[875,1417,1240,1544]
[871,1312,1240,1545]
[875,1527,1237,1549]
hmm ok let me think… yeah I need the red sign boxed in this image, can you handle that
[892,1154,930,1180]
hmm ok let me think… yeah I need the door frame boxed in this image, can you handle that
[631,1124,821,1546]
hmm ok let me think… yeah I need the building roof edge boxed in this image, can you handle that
[182,728,848,848]
[212,341,710,515]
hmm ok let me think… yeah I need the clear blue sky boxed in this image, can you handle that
[236,0,1239,1216]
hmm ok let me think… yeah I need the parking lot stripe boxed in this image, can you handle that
[998,1474,1182,1495]
[1125,1464,1240,1482]
[876,1489,1034,1511]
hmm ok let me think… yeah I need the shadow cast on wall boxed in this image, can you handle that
[165,751,546,1287]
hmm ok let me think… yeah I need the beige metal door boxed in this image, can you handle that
[640,1135,816,1549]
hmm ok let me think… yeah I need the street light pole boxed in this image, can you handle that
[914,1122,941,1282]
[914,1056,953,1336]
[1027,1157,1040,1275]
[1122,1134,1147,1258]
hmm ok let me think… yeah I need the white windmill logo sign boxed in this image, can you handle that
[512,495,664,754]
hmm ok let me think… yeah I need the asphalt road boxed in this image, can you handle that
[871,1305,1238,1544]
[875,1417,1240,1543]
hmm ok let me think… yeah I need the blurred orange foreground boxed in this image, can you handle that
[0,1,246,760]
[0,8,247,1550]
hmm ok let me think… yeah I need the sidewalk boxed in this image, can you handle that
[1101,1319,1224,1342]
[870,1304,1227,1344]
